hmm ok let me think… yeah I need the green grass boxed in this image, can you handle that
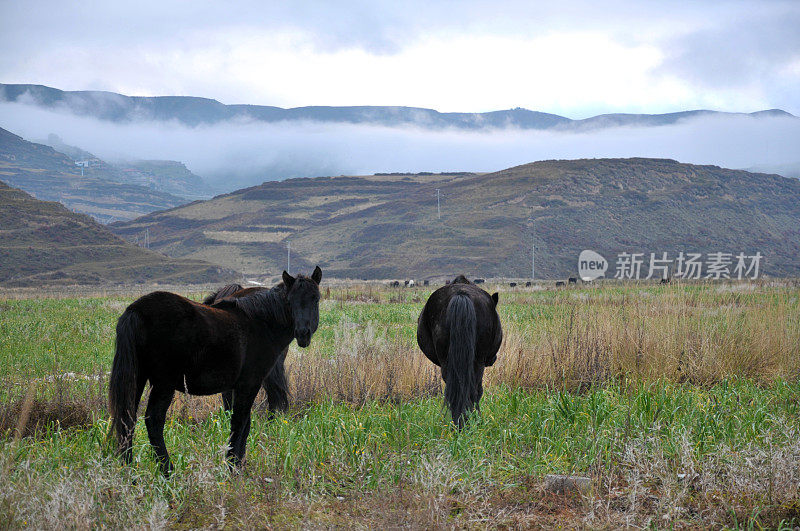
[3,380,800,527]
[2,283,800,527]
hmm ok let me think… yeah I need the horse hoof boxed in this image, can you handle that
[226,456,243,473]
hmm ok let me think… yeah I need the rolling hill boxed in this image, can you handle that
[2,83,795,131]
[111,172,470,276]
[0,127,190,222]
[110,158,800,279]
[0,180,234,286]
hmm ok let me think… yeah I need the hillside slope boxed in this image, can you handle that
[112,172,471,275]
[0,127,188,222]
[38,134,217,200]
[0,180,233,286]
[110,159,800,279]
[2,83,795,130]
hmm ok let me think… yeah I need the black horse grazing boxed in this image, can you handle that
[416,274,502,427]
[202,285,289,415]
[109,267,322,475]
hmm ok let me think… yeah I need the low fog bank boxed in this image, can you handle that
[1,102,798,191]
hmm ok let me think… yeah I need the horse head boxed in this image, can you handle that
[282,266,322,347]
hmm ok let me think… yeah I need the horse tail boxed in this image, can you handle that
[444,293,477,428]
[265,349,290,413]
[109,309,143,459]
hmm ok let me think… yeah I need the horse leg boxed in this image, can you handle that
[144,385,175,476]
[120,375,147,465]
[264,349,289,416]
[226,384,259,470]
[221,390,233,412]
[471,366,485,414]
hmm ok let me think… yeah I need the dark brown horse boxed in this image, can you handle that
[202,284,289,415]
[109,267,322,475]
[416,274,502,427]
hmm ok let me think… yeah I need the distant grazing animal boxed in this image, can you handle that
[408,279,416,287]
[417,274,502,428]
[509,282,517,287]
[525,281,531,287]
[109,267,322,475]
[660,277,671,284]
[474,278,485,284]
[203,285,289,416]
[390,280,400,287]
[445,280,451,285]
[568,277,577,284]
[404,280,410,286]
[556,281,566,287]
[423,280,430,286]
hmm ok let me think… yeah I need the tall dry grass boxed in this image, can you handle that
[289,322,441,405]
[284,288,800,406]
[489,289,800,390]
[3,285,798,426]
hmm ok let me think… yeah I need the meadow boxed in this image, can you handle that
[1,281,799,528]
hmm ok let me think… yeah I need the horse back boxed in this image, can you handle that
[125,291,251,394]
[129,291,241,336]
[417,284,502,366]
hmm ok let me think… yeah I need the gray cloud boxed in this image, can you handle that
[1,1,798,115]
[658,7,800,91]
[0,1,746,56]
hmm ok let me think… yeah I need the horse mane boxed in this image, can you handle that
[214,283,291,325]
[202,283,244,305]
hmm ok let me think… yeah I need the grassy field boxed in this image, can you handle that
[1,281,800,528]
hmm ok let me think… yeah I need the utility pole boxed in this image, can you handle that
[532,219,535,280]
[287,241,291,273]
[528,217,535,280]
[144,228,149,249]
[435,189,441,219]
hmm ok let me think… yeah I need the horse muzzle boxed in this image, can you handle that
[295,330,312,348]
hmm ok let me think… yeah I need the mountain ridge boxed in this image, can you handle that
[2,83,795,130]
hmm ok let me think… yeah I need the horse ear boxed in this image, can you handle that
[311,265,322,284]
[282,270,296,289]
[491,292,499,306]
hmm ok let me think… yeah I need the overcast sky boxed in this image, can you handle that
[1,0,799,117]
